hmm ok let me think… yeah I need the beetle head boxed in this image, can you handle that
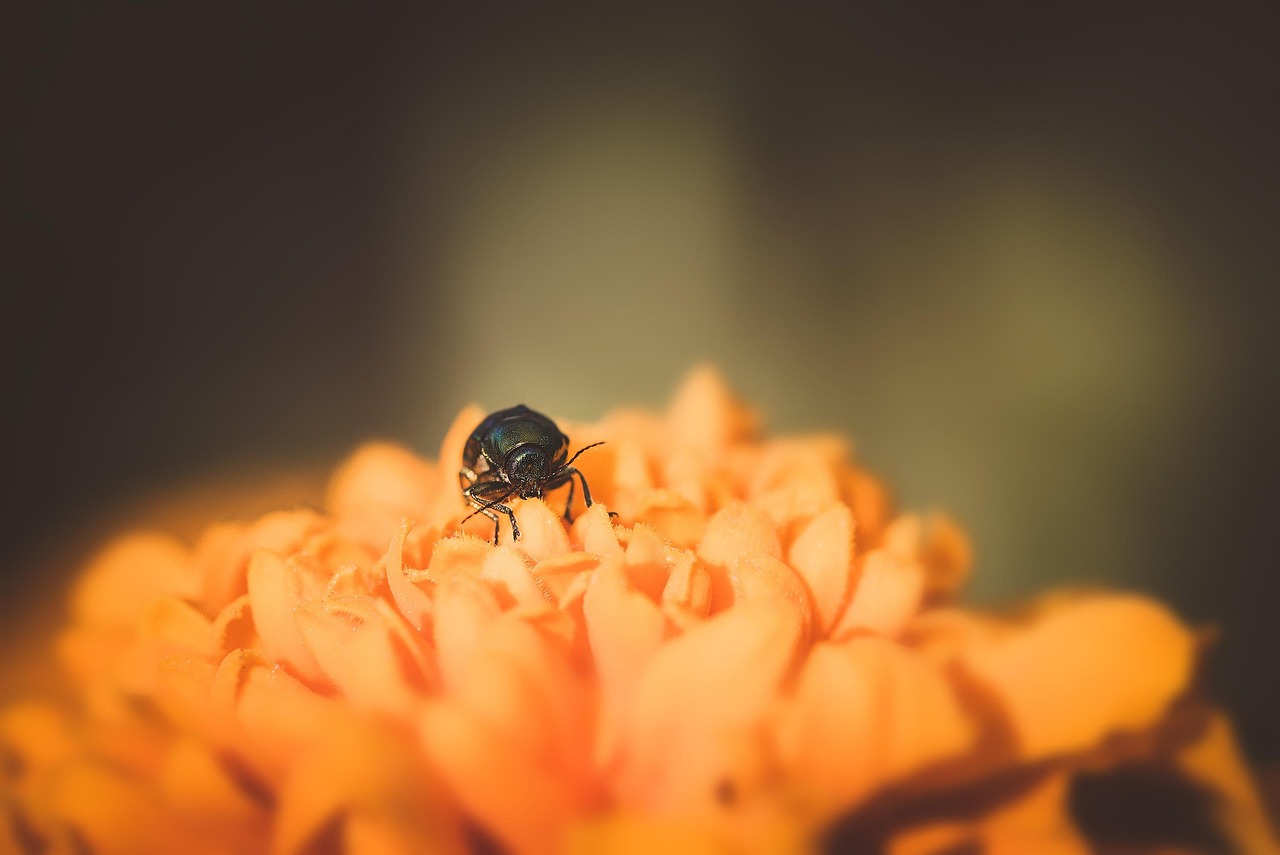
[506,446,549,498]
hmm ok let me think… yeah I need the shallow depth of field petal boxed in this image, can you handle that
[2,368,1275,855]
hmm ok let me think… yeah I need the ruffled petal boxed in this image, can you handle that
[958,595,1196,761]
[776,637,975,819]
[615,602,804,814]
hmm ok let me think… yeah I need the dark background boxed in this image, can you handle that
[5,4,1278,765]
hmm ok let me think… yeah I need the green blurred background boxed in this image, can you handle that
[5,5,1278,763]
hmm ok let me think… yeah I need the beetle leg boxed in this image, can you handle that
[463,483,521,544]
[554,467,600,523]
[561,475,576,521]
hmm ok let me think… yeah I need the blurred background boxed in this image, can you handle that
[4,4,1277,765]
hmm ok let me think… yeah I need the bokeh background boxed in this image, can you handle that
[5,4,1278,769]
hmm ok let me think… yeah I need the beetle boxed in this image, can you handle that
[458,404,605,544]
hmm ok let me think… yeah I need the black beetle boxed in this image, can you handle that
[458,405,605,544]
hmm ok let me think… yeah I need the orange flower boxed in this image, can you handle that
[1,367,1275,854]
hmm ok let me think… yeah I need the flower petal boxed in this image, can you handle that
[633,490,707,550]
[384,521,433,631]
[46,761,223,855]
[787,504,856,637]
[698,504,783,613]
[325,442,435,522]
[296,595,436,717]
[958,595,1197,760]
[157,738,269,851]
[776,637,975,818]
[1175,712,1280,854]
[660,557,712,631]
[531,551,600,604]
[245,550,328,686]
[831,548,925,640]
[665,365,756,455]
[583,557,667,764]
[274,713,466,855]
[209,649,341,787]
[431,578,503,694]
[572,503,624,559]
[432,404,486,525]
[419,700,580,855]
[197,510,326,614]
[623,523,684,601]
[513,499,572,562]
[72,533,196,629]
[481,546,553,611]
[616,602,804,814]
[887,773,1090,855]
[420,614,596,855]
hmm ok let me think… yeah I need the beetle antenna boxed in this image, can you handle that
[558,441,606,473]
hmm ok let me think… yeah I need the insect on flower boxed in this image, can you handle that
[458,404,605,544]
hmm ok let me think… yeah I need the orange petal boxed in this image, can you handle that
[831,548,925,640]
[71,533,195,629]
[421,614,596,854]
[731,555,813,640]
[843,467,894,549]
[566,810,806,855]
[274,713,465,855]
[513,499,572,562]
[665,365,757,455]
[583,558,668,763]
[296,595,436,717]
[572,503,624,559]
[454,615,594,781]
[431,404,485,524]
[422,534,492,585]
[324,442,435,521]
[46,761,223,855]
[431,578,502,694]
[157,738,269,851]
[623,523,684,602]
[746,438,845,533]
[0,702,74,777]
[384,520,433,631]
[609,440,656,516]
[154,653,219,738]
[140,596,216,658]
[531,551,600,604]
[209,649,340,787]
[632,490,707,550]
[482,546,552,611]
[419,699,580,855]
[888,773,1090,855]
[919,514,973,600]
[1175,712,1280,854]
[660,556,712,631]
[245,550,328,686]
[198,510,326,613]
[776,637,975,818]
[958,595,1196,760]
[787,504,857,637]
[566,814,722,855]
[616,602,804,814]
[211,593,257,656]
[698,504,783,612]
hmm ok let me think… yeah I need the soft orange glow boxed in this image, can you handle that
[1,368,1274,854]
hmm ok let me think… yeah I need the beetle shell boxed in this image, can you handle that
[463,404,570,481]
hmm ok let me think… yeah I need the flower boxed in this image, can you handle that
[1,367,1275,854]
